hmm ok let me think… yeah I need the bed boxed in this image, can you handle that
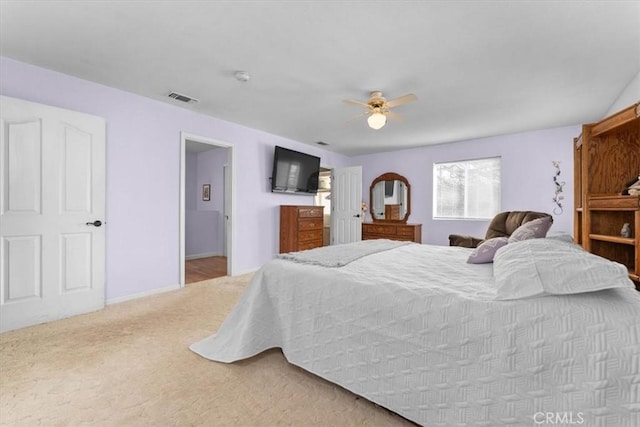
[191,238,640,426]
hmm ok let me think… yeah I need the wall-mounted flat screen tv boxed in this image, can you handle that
[271,146,321,194]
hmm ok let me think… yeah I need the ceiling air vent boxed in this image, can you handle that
[316,141,329,146]
[167,92,199,104]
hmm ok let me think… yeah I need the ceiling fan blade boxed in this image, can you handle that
[344,111,370,124]
[342,99,371,109]
[385,93,417,108]
[386,110,405,121]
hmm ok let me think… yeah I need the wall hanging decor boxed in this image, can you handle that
[552,161,565,215]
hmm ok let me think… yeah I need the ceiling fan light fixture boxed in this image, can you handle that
[367,111,386,130]
[344,91,416,130]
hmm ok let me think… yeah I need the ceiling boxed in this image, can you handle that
[1,1,638,156]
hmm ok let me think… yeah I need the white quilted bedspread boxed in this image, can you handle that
[191,243,640,426]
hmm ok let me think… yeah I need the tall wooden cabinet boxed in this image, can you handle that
[574,102,640,284]
[280,205,324,253]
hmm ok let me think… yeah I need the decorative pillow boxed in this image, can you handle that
[508,216,553,243]
[493,239,633,300]
[467,237,509,264]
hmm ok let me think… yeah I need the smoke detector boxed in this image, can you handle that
[234,70,251,82]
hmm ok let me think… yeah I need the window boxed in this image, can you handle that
[433,157,501,219]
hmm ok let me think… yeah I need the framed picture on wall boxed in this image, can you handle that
[202,184,211,201]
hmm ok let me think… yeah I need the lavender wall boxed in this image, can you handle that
[0,57,350,300]
[185,152,198,210]
[352,126,579,245]
[196,148,227,213]
[185,210,220,257]
[185,150,219,257]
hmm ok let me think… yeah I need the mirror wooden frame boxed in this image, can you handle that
[369,172,411,223]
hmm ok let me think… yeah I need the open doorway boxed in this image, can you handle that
[315,167,332,246]
[179,132,234,286]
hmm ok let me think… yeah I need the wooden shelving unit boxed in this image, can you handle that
[574,103,640,286]
[588,234,635,245]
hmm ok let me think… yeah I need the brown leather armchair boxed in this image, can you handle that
[448,211,553,248]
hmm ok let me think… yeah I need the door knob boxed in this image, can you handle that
[353,213,361,218]
[86,220,103,227]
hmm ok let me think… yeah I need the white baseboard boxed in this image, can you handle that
[106,266,256,306]
[230,267,258,277]
[106,283,181,305]
[185,251,224,260]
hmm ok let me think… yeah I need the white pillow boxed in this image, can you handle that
[493,238,633,300]
[545,232,575,244]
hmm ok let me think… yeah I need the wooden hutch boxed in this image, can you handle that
[574,102,640,285]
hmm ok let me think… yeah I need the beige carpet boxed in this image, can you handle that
[0,274,414,426]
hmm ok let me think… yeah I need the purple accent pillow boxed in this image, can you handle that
[467,237,509,264]
[508,216,553,243]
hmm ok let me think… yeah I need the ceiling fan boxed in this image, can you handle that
[343,91,418,130]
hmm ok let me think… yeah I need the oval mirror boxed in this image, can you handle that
[370,172,411,223]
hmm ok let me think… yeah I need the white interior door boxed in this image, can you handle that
[331,166,362,245]
[0,96,106,332]
[223,163,231,257]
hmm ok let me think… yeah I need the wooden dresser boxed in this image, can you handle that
[280,205,324,253]
[362,222,422,243]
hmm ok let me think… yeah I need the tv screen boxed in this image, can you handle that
[271,146,321,194]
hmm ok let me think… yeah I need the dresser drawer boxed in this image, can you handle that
[362,224,396,235]
[297,239,323,251]
[298,229,322,242]
[362,222,422,243]
[298,207,324,218]
[396,225,417,237]
[298,218,322,230]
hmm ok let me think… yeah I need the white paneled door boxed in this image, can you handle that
[0,96,106,332]
[331,166,362,245]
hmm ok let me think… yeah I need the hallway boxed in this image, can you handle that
[185,256,227,284]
